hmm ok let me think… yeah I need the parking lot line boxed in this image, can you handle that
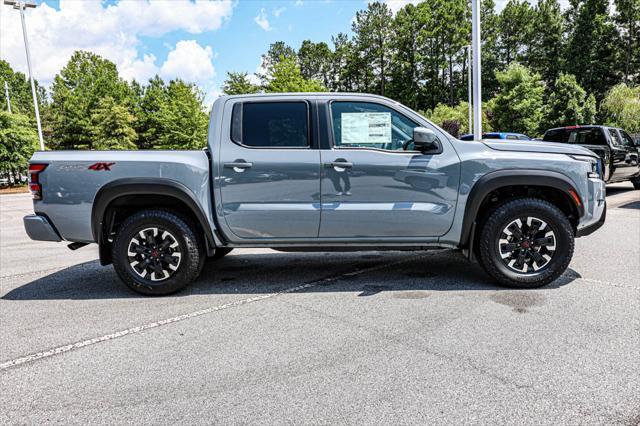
[0,252,433,371]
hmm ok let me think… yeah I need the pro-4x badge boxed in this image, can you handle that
[88,162,116,171]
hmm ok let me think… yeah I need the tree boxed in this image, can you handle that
[614,0,640,84]
[565,0,621,101]
[222,72,260,95]
[298,40,333,87]
[49,51,132,149]
[155,80,209,150]
[0,60,45,116]
[0,112,38,182]
[426,102,492,136]
[529,0,564,88]
[133,75,167,149]
[489,64,544,136]
[543,73,596,129]
[480,0,502,100]
[498,0,535,65]
[91,97,137,150]
[258,41,297,84]
[265,57,326,93]
[352,1,393,95]
[600,83,640,133]
[388,3,422,109]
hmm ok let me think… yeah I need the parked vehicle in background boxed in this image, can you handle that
[460,132,532,141]
[542,126,640,188]
[24,93,606,296]
[0,178,9,187]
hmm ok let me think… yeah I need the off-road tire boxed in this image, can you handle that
[211,247,233,260]
[477,198,574,288]
[112,209,204,296]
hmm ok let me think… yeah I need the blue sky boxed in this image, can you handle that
[0,0,569,103]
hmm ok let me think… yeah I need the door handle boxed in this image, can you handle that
[224,162,253,169]
[325,161,353,168]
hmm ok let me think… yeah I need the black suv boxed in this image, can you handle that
[543,126,640,188]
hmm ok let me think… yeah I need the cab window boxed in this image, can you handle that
[330,101,418,151]
[231,102,309,148]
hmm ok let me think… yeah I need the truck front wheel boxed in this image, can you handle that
[477,198,575,288]
[112,209,204,296]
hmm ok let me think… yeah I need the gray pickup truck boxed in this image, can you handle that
[24,93,606,295]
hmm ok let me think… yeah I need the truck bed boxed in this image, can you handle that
[30,150,212,243]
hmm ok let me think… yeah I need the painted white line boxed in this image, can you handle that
[0,253,433,371]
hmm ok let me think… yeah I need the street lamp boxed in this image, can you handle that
[471,0,483,140]
[3,0,45,150]
[465,45,472,135]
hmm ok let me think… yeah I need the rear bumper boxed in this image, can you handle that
[23,215,62,242]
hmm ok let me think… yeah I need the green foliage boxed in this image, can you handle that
[498,0,535,65]
[529,0,564,88]
[543,73,596,129]
[601,84,640,132]
[298,41,333,88]
[614,0,640,84]
[222,72,260,95]
[134,75,168,149]
[91,97,137,150]
[49,51,132,149]
[352,1,393,95]
[565,0,621,101]
[265,57,326,93]
[489,64,544,136]
[426,102,492,136]
[258,41,297,84]
[154,80,209,150]
[0,112,38,179]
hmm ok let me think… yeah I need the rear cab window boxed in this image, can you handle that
[543,128,607,145]
[231,101,309,148]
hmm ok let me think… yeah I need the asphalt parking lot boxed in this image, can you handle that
[1,185,638,425]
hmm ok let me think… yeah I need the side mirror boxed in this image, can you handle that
[412,127,442,154]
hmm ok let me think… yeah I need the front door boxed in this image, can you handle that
[318,100,460,238]
[610,129,640,180]
[218,100,321,240]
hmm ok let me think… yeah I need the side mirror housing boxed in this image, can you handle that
[412,127,442,154]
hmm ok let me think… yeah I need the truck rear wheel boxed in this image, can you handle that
[477,198,574,288]
[112,209,204,296]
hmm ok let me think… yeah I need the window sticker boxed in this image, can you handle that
[342,112,391,145]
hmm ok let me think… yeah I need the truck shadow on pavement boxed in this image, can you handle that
[2,251,580,301]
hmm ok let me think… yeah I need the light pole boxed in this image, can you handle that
[3,81,11,113]
[471,0,482,140]
[466,45,472,135]
[4,0,45,150]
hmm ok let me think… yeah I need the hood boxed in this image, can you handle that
[481,139,598,157]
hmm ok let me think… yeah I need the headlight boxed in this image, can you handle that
[569,154,602,179]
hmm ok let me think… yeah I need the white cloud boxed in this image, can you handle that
[160,40,215,85]
[274,7,286,17]
[294,0,304,6]
[254,8,272,31]
[0,0,233,86]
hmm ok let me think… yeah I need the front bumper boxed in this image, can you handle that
[575,177,606,238]
[23,214,62,242]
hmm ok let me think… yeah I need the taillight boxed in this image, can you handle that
[28,163,47,200]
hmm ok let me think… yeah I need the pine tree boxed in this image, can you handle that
[222,72,260,95]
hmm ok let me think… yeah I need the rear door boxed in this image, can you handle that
[217,98,321,241]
